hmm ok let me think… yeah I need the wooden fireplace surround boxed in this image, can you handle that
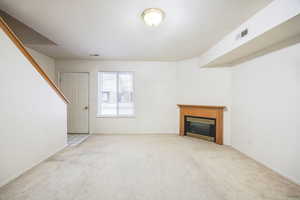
[177,105,226,145]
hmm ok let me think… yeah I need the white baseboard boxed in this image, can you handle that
[0,143,68,188]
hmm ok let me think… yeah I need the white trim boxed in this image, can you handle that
[0,143,68,187]
[116,72,120,115]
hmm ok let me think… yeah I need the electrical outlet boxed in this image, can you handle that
[241,29,248,37]
[236,28,249,40]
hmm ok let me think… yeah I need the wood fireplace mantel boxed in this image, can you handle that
[177,104,226,145]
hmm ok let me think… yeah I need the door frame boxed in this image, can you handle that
[59,72,90,134]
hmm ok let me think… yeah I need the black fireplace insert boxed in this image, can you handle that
[184,116,216,142]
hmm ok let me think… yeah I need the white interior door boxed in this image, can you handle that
[60,73,89,133]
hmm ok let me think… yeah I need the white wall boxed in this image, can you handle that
[26,48,56,83]
[56,60,178,134]
[56,58,232,143]
[231,42,300,184]
[176,58,232,145]
[0,28,67,187]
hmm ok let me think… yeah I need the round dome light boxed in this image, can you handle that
[142,8,165,27]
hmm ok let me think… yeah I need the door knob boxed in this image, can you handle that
[84,106,89,110]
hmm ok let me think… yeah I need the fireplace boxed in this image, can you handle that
[177,105,225,145]
[185,116,216,142]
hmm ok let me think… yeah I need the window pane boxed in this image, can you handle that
[99,72,117,115]
[118,72,134,115]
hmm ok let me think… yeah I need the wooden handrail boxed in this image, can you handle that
[0,17,69,104]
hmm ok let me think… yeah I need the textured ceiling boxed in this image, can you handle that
[0,0,273,61]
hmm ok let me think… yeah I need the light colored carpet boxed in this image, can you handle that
[1,135,300,200]
[67,134,89,147]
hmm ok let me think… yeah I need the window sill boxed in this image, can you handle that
[96,115,136,119]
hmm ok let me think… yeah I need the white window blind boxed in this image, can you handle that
[98,72,134,117]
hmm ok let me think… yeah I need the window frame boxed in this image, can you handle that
[97,71,135,118]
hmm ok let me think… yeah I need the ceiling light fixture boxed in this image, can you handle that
[142,8,165,27]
